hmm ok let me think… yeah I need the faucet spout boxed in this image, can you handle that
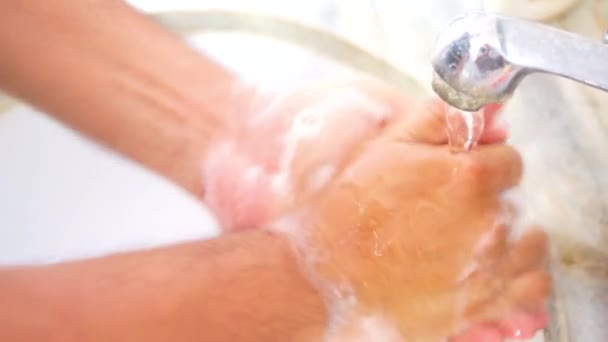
[431,12,608,111]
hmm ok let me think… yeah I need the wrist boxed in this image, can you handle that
[189,229,329,342]
[270,193,409,341]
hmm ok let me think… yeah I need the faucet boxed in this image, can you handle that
[431,12,608,111]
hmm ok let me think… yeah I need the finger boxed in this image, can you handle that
[386,99,508,146]
[301,76,417,128]
[473,225,510,270]
[505,229,549,276]
[498,310,549,340]
[484,103,503,117]
[471,204,518,269]
[459,305,547,341]
[203,146,276,231]
[479,103,508,144]
[288,85,399,195]
[351,77,417,116]
[474,269,550,322]
[381,98,454,144]
[397,99,449,144]
[457,144,523,195]
[504,269,551,313]
[449,324,504,342]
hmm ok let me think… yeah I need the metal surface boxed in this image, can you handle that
[431,12,608,111]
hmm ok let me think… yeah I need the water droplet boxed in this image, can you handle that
[372,231,382,257]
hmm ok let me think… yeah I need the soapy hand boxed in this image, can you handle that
[292,104,549,341]
[203,80,399,231]
[203,78,547,341]
[203,79,506,232]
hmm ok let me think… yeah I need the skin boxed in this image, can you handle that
[204,82,508,231]
[208,86,548,340]
[0,102,547,341]
[301,118,548,340]
[0,0,241,196]
[0,230,328,342]
[0,0,549,341]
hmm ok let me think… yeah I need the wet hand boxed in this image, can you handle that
[203,78,547,340]
[289,103,549,341]
[202,79,505,232]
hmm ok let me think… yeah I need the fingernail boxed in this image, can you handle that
[449,325,504,342]
[499,311,545,340]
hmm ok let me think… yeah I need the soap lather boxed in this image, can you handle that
[431,12,608,112]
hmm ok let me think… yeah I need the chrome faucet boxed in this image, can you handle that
[431,12,608,111]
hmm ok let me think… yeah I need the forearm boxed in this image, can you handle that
[0,0,246,195]
[0,230,326,342]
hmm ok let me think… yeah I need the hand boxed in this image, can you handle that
[203,78,547,340]
[287,103,549,341]
[202,79,506,232]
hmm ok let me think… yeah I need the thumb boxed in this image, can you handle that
[383,99,507,145]
[381,99,448,144]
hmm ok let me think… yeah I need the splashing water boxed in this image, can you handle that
[445,106,485,153]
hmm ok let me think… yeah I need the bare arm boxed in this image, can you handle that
[0,230,326,342]
[0,0,246,196]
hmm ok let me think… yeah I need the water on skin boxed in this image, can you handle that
[301,189,545,341]
[296,138,549,341]
[202,86,545,341]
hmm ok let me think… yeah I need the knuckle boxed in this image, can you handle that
[456,145,524,194]
[459,156,490,191]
